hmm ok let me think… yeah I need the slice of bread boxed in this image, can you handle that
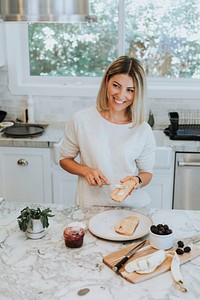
[115,216,139,236]
[110,179,136,202]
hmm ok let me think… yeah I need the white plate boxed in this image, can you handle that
[88,209,152,241]
[0,121,14,128]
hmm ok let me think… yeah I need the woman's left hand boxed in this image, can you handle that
[120,176,140,189]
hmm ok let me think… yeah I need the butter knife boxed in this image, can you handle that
[102,182,129,189]
[112,240,146,272]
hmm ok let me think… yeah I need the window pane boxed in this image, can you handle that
[125,0,200,78]
[28,0,118,77]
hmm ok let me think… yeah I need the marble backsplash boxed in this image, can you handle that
[0,66,200,128]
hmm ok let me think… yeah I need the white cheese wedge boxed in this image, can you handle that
[125,250,167,274]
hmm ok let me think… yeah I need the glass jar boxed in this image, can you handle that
[63,226,85,248]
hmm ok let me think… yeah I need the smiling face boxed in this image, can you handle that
[106,74,135,112]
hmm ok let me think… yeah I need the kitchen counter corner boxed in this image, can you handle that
[0,122,65,148]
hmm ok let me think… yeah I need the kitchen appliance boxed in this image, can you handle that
[164,110,200,140]
[0,0,97,23]
[2,124,45,138]
[173,152,200,210]
[0,110,7,122]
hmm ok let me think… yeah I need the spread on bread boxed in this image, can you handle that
[110,178,137,202]
[114,215,139,236]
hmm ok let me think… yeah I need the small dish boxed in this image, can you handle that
[149,229,174,250]
[0,121,14,129]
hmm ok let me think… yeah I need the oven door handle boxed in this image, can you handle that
[178,161,200,167]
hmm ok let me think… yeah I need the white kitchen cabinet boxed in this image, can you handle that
[52,164,77,207]
[0,147,52,203]
[143,147,174,209]
[52,164,173,209]
[52,138,174,209]
[143,169,173,209]
[52,139,78,206]
[0,22,6,67]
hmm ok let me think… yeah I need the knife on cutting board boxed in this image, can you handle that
[111,233,200,273]
[112,240,146,272]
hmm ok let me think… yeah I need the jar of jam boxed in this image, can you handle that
[63,226,85,248]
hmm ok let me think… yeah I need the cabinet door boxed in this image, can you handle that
[143,169,173,209]
[52,165,77,207]
[0,22,6,66]
[0,147,52,203]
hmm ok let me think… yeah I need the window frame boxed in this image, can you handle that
[4,6,200,100]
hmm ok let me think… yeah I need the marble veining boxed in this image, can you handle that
[1,201,200,300]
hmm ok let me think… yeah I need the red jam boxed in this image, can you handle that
[63,226,85,248]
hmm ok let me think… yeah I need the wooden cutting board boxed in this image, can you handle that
[103,241,200,283]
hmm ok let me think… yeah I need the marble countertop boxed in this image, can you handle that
[1,200,200,300]
[162,134,200,152]
[0,122,200,152]
[0,122,65,148]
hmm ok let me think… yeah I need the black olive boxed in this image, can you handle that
[150,225,157,231]
[177,240,184,248]
[184,246,191,253]
[150,225,159,234]
[176,248,184,255]
[165,229,172,235]
[157,224,163,229]
[151,224,173,235]
[160,227,166,232]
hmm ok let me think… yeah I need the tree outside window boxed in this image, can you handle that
[28,0,200,79]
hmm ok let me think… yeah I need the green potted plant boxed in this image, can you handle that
[17,206,54,239]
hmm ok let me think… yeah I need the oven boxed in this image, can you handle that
[163,110,200,210]
[173,152,200,210]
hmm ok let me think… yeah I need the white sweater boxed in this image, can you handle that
[60,107,156,208]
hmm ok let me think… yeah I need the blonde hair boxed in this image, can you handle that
[96,56,146,127]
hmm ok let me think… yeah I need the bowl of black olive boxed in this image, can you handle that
[149,224,174,250]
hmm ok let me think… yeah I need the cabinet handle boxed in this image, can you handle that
[178,161,200,167]
[17,158,28,166]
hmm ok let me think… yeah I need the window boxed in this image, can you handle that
[28,1,118,77]
[125,0,200,79]
[5,0,200,97]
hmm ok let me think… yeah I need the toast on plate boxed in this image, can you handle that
[110,178,136,202]
[115,216,139,236]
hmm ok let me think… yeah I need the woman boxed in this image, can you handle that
[60,56,155,208]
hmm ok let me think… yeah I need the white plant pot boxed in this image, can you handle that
[26,219,45,239]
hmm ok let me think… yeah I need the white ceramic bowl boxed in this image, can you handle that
[149,230,174,250]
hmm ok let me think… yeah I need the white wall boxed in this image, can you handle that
[0,66,200,127]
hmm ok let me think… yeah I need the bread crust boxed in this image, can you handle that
[115,216,139,236]
[110,179,137,202]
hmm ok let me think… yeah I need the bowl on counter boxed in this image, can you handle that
[0,121,14,129]
[149,224,174,250]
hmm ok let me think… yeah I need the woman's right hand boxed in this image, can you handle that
[83,167,109,187]
[60,158,109,187]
